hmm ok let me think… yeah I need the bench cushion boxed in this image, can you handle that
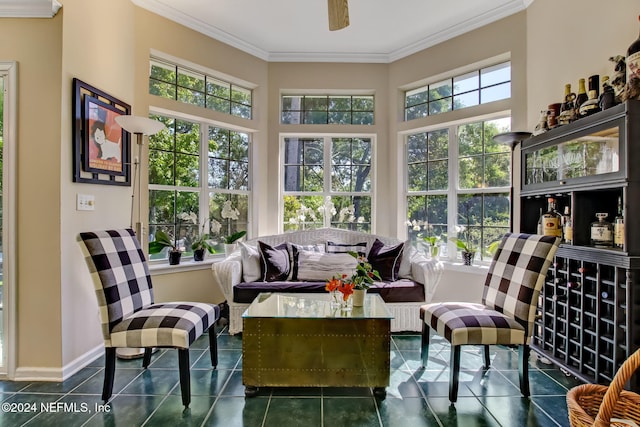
[233,279,425,304]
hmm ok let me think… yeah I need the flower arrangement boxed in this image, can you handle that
[210,201,247,244]
[325,252,381,306]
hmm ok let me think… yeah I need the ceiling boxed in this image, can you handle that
[132,0,533,63]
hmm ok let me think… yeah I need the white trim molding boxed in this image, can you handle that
[0,0,61,17]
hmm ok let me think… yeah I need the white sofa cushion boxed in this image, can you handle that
[296,250,357,282]
[239,242,261,282]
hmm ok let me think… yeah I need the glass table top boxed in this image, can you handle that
[242,293,393,320]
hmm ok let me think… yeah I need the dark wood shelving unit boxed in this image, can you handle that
[520,100,640,391]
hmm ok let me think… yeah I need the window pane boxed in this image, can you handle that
[406,195,448,242]
[484,153,510,187]
[453,72,479,94]
[149,150,174,185]
[150,59,175,84]
[231,86,251,106]
[281,111,302,124]
[231,103,251,119]
[206,96,230,114]
[352,111,374,125]
[303,165,324,191]
[175,153,199,187]
[229,160,249,190]
[406,88,428,107]
[329,96,350,111]
[352,96,374,111]
[230,132,249,161]
[209,158,227,188]
[483,193,510,227]
[177,87,205,107]
[149,81,175,99]
[481,82,511,103]
[428,129,448,160]
[428,160,448,190]
[209,127,229,157]
[175,120,199,155]
[283,195,324,231]
[149,115,175,151]
[459,156,483,189]
[407,133,427,163]
[408,163,426,192]
[149,190,175,224]
[208,193,248,253]
[282,95,303,111]
[206,78,230,98]
[304,111,328,124]
[429,98,452,115]
[481,62,511,87]
[177,68,205,92]
[331,195,371,231]
[304,96,328,111]
[458,122,483,156]
[406,104,427,120]
[329,111,351,124]
[484,118,511,153]
[429,80,452,100]
[304,140,324,164]
[454,91,479,109]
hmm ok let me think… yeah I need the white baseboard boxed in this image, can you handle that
[13,344,103,382]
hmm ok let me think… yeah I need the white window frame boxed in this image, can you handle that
[404,111,512,264]
[148,108,253,262]
[279,133,376,233]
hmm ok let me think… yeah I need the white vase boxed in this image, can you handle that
[224,243,238,257]
[352,289,366,307]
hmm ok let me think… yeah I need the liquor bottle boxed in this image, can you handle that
[614,196,625,249]
[537,208,543,234]
[575,78,588,109]
[626,15,640,83]
[558,84,576,125]
[563,206,573,244]
[541,198,562,238]
[599,76,616,110]
[590,213,613,248]
[579,75,601,117]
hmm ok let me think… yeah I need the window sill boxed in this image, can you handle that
[437,259,490,276]
[148,255,224,276]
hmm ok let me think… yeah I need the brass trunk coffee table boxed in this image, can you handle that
[242,293,392,397]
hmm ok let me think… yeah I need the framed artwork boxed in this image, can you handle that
[72,78,131,185]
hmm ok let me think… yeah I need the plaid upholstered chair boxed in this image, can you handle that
[78,229,220,408]
[419,233,559,403]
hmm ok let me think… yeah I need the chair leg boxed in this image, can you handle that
[519,345,531,397]
[208,329,218,368]
[142,348,153,369]
[102,347,116,403]
[449,345,461,403]
[178,349,191,408]
[421,323,430,367]
[483,345,491,369]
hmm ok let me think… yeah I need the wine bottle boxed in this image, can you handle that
[541,198,562,238]
[590,213,613,248]
[563,205,573,244]
[558,84,575,125]
[614,196,625,249]
[579,75,601,116]
[575,78,588,109]
[537,208,543,234]
[626,15,640,84]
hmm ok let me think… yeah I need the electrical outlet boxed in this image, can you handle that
[77,194,95,211]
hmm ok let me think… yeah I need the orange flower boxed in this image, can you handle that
[325,277,341,292]
[337,281,355,300]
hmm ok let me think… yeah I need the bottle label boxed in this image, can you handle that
[614,223,625,246]
[628,51,640,80]
[591,225,612,241]
[542,215,561,237]
[564,225,573,242]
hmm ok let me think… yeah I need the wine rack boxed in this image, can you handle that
[522,100,640,391]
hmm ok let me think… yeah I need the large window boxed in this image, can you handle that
[148,114,250,259]
[406,117,511,262]
[149,57,252,119]
[405,62,510,121]
[281,95,374,125]
[282,136,373,232]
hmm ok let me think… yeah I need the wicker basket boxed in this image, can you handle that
[567,349,640,427]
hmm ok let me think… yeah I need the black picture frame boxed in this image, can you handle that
[72,78,131,185]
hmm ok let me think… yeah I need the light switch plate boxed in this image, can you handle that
[77,193,95,211]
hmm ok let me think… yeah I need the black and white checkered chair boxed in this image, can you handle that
[78,229,220,408]
[420,233,559,403]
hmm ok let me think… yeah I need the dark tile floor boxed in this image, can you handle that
[0,324,583,426]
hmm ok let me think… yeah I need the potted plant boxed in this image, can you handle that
[149,230,183,265]
[222,230,247,256]
[449,229,477,265]
[326,252,381,308]
[420,234,442,259]
[191,228,216,261]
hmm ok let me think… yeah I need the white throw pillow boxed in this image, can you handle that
[296,250,357,282]
[398,240,414,279]
[239,241,261,282]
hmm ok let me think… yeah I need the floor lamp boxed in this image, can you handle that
[114,115,165,360]
[493,131,531,232]
[114,115,165,248]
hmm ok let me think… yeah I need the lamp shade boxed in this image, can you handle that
[115,115,165,136]
[492,131,532,149]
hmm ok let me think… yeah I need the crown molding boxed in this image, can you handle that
[0,0,61,17]
[133,0,531,64]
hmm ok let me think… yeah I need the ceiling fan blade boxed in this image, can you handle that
[328,0,349,31]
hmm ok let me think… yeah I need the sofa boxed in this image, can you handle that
[211,228,443,334]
